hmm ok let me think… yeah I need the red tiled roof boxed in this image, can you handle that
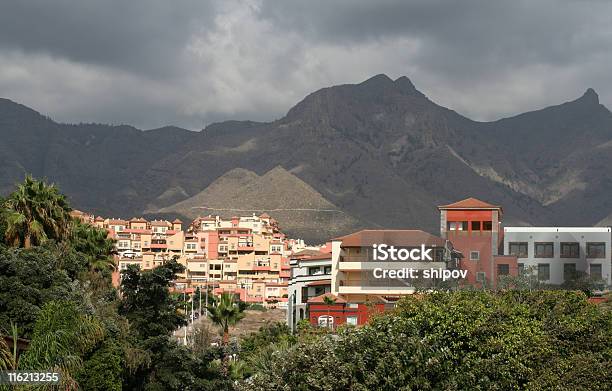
[437,197,501,210]
[307,293,346,304]
[300,253,332,261]
[333,229,446,247]
[306,279,331,287]
[150,220,170,226]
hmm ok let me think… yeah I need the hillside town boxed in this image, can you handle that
[72,196,612,331]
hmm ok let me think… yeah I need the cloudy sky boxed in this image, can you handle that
[1,0,611,129]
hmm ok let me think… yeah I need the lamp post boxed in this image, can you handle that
[198,286,202,318]
[205,278,209,318]
[183,290,187,345]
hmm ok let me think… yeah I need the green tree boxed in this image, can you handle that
[243,291,612,390]
[206,293,246,346]
[207,292,245,376]
[119,260,186,340]
[0,246,79,337]
[70,220,116,272]
[19,301,104,389]
[76,340,124,391]
[3,176,71,248]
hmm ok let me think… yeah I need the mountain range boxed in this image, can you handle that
[1,74,611,242]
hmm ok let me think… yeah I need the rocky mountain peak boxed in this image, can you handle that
[579,88,599,105]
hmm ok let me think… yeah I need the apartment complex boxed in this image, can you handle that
[288,229,462,330]
[286,250,333,328]
[504,227,611,285]
[78,211,298,306]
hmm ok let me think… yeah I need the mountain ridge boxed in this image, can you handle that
[1,75,611,241]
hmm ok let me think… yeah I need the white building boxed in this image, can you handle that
[503,227,611,286]
[286,253,332,332]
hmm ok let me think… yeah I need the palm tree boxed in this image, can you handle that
[206,293,246,346]
[3,176,71,248]
[19,301,103,390]
[323,295,336,330]
[70,221,117,271]
[206,293,246,376]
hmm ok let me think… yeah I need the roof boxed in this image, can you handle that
[259,212,271,218]
[173,218,183,224]
[307,293,346,304]
[301,253,332,261]
[108,219,127,225]
[504,226,611,233]
[438,197,501,210]
[333,229,446,247]
[306,279,331,287]
[150,220,170,226]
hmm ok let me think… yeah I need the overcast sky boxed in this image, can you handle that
[1,0,611,130]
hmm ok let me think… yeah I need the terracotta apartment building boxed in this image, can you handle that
[77,212,303,306]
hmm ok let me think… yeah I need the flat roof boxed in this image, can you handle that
[504,227,611,233]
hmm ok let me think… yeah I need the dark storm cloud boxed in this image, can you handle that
[0,0,216,77]
[258,0,612,82]
[0,0,611,128]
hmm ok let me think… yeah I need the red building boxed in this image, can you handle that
[438,197,518,288]
[307,293,386,328]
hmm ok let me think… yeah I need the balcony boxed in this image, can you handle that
[338,261,446,271]
[337,285,417,295]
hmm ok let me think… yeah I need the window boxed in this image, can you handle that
[518,263,525,275]
[448,221,468,231]
[318,315,333,328]
[563,263,576,281]
[482,221,493,231]
[308,267,322,276]
[476,272,486,282]
[534,242,554,258]
[509,242,528,258]
[470,251,480,261]
[587,242,605,259]
[346,316,358,326]
[471,221,481,231]
[324,266,332,274]
[537,264,550,281]
[497,264,509,276]
[590,264,602,280]
[560,242,580,258]
[314,286,326,296]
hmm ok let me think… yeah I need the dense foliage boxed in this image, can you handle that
[0,177,229,390]
[241,291,612,391]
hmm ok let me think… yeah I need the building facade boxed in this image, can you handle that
[503,227,611,285]
[287,251,333,331]
[438,198,518,288]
